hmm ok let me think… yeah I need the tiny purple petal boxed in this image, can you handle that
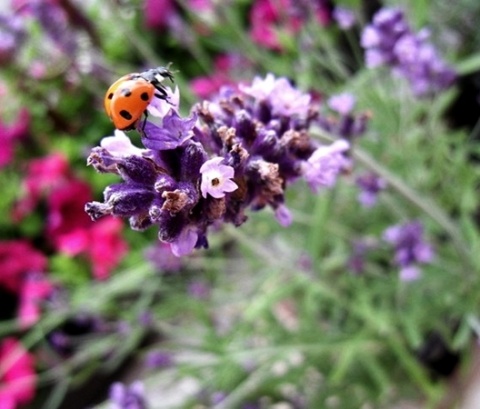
[170,226,198,257]
[101,130,146,157]
[141,110,196,150]
[328,93,356,115]
[275,204,292,227]
[303,140,350,193]
[399,265,421,281]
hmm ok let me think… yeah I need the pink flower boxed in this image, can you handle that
[46,179,93,248]
[55,217,128,281]
[144,0,176,30]
[200,157,238,199]
[249,0,301,50]
[0,338,36,408]
[0,240,47,293]
[190,54,251,99]
[88,217,128,280]
[13,153,70,221]
[18,273,54,328]
[13,153,128,280]
[0,109,30,169]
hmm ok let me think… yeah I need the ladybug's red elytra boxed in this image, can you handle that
[104,66,175,131]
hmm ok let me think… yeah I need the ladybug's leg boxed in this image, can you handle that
[142,109,149,134]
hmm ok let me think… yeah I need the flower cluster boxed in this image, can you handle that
[86,73,351,256]
[383,220,434,281]
[361,7,456,96]
[0,338,36,408]
[14,153,128,280]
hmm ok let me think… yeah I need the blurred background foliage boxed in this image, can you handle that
[1,0,480,408]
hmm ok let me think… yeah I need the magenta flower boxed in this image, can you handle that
[0,338,36,408]
[57,217,128,280]
[18,273,54,328]
[190,54,251,99]
[303,140,350,193]
[0,240,47,293]
[12,153,70,221]
[200,157,238,199]
[249,0,302,50]
[0,109,30,169]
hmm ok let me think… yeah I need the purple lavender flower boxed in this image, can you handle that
[317,93,369,139]
[145,350,173,369]
[109,381,147,409]
[356,172,387,207]
[86,73,350,256]
[383,220,434,281]
[328,93,356,116]
[333,7,356,30]
[361,7,456,96]
[239,73,311,118]
[302,139,350,193]
[144,242,184,273]
[22,0,78,55]
[187,280,211,299]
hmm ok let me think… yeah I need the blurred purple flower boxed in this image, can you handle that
[361,7,456,96]
[144,242,184,273]
[274,203,293,227]
[333,7,356,29]
[383,220,434,281]
[303,139,350,193]
[318,93,368,139]
[109,381,147,409]
[188,280,210,299]
[328,93,356,116]
[0,13,25,64]
[145,350,173,369]
[356,173,386,207]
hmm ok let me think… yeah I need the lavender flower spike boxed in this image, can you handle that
[87,72,351,256]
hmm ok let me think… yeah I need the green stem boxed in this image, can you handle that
[353,147,470,259]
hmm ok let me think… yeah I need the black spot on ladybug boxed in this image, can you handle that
[140,92,150,101]
[107,93,114,100]
[120,110,132,120]
[121,88,132,97]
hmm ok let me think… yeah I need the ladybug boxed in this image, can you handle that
[104,66,175,131]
